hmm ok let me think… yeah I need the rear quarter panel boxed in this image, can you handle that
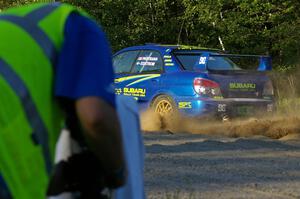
[150,71,208,109]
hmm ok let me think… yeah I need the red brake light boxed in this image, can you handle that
[193,78,222,98]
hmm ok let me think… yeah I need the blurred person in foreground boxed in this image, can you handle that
[0,2,126,199]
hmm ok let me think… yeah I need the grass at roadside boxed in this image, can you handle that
[276,97,300,114]
[270,66,300,115]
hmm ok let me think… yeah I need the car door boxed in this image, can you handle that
[113,50,140,96]
[114,50,163,103]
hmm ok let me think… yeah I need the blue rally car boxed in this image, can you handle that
[113,44,274,120]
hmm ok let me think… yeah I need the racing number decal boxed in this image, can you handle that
[199,57,207,65]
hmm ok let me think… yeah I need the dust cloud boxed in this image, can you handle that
[140,110,300,139]
[140,70,300,140]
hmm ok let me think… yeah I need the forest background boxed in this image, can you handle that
[1,0,300,103]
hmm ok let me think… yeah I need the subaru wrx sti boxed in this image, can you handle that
[113,44,274,120]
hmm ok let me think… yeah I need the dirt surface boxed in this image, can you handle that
[143,132,300,199]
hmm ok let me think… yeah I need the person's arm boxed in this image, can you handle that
[55,13,126,187]
[75,97,125,187]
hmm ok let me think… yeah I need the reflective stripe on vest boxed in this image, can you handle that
[0,4,62,175]
[0,58,53,175]
[0,3,60,65]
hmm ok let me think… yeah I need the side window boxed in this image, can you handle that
[113,51,139,74]
[176,54,201,71]
[132,51,163,73]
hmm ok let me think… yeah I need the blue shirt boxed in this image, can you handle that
[55,13,115,107]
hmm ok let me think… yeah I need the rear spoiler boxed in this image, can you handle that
[195,52,272,71]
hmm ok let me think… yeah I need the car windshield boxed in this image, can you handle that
[175,53,241,71]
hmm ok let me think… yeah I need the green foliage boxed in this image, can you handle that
[1,0,300,68]
[0,0,54,10]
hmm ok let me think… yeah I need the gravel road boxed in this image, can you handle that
[143,132,300,199]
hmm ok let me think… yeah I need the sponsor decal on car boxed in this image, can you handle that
[165,63,174,66]
[178,102,192,109]
[136,56,158,67]
[115,74,161,86]
[115,88,122,95]
[229,83,256,91]
[164,59,173,62]
[123,88,146,97]
[163,55,175,66]
[137,57,158,61]
[115,75,150,83]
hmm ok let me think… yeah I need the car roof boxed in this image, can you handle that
[116,43,222,54]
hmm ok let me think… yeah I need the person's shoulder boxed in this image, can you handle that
[66,12,103,35]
